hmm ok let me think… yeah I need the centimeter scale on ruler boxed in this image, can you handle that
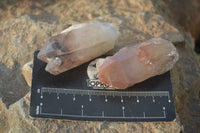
[33,87,172,121]
[30,51,176,122]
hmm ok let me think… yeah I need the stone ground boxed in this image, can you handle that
[0,0,199,133]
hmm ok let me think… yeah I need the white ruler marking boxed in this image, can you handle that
[121,96,124,103]
[39,87,169,119]
[61,108,63,116]
[40,112,166,119]
[41,87,169,97]
[81,105,84,116]
[137,96,139,103]
[40,89,43,99]
[152,96,155,102]
[37,89,40,93]
[105,95,108,102]
[89,95,92,102]
[143,112,146,118]
[40,106,42,114]
[102,111,104,117]
[36,106,39,115]
[73,95,76,101]
[122,106,125,117]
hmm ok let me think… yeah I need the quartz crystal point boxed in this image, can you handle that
[98,38,179,89]
[37,22,120,75]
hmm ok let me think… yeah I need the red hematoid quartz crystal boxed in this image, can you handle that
[98,38,179,89]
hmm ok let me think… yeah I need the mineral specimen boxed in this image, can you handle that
[98,38,179,89]
[37,22,120,75]
[87,58,105,80]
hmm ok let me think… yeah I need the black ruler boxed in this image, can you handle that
[30,51,176,122]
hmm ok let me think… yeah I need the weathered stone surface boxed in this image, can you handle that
[170,32,200,133]
[22,61,33,87]
[0,0,199,132]
[180,77,200,133]
[152,0,200,40]
[152,0,200,53]
[98,38,179,89]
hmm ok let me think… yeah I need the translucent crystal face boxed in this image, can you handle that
[37,22,120,75]
[37,40,67,62]
[137,38,179,75]
[98,38,179,89]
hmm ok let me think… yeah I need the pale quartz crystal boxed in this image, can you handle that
[98,38,179,89]
[37,22,120,75]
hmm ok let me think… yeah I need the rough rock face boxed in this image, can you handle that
[152,0,200,52]
[0,0,199,132]
[152,0,200,40]
[22,61,33,87]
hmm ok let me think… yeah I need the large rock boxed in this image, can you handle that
[151,0,200,40]
[151,0,200,53]
[0,0,199,132]
[171,33,200,133]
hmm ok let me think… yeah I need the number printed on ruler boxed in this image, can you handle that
[35,87,173,121]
